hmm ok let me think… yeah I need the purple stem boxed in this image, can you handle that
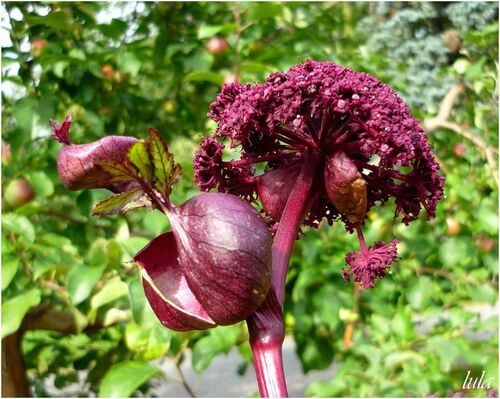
[246,150,322,397]
[247,289,287,398]
[272,150,322,304]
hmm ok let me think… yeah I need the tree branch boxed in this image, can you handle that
[21,305,114,334]
[2,332,31,397]
[424,84,498,187]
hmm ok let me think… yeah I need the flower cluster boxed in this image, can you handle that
[343,239,400,289]
[194,60,445,288]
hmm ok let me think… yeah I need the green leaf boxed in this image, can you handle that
[92,188,148,216]
[129,276,146,324]
[116,52,141,77]
[86,238,108,266]
[384,351,424,369]
[67,263,106,305]
[296,335,334,372]
[427,337,460,372]
[128,141,153,184]
[406,276,434,310]
[89,276,128,322]
[13,97,38,138]
[2,289,41,338]
[370,314,391,338]
[69,48,86,61]
[197,24,223,40]
[184,71,224,85]
[98,162,137,185]
[148,128,182,198]
[98,361,159,398]
[2,214,35,243]
[125,321,171,361]
[120,237,150,258]
[40,233,77,255]
[192,325,241,373]
[248,3,283,20]
[2,258,18,291]
[142,210,168,237]
[106,240,123,269]
[191,335,219,373]
[33,247,62,280]
[24,11,74,32]
[391,308,414,341]
[27,171,54,198]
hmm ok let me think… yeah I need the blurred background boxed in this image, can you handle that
[1,2,498,397]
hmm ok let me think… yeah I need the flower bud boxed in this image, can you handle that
[257,163,302,221]
[135,192,273,330]
[324,151,367,223]
[51,116,137,192]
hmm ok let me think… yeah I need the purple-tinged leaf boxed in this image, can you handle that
[92,188,150,216]
[148,128,182,198]
[98,162,138,186]
[128,141,153,184]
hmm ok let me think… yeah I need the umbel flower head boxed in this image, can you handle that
[194,60,445,288]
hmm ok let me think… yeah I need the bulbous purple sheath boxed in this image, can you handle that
[169,192,273,325]
[135,192,273,331]
[51,116,137,192]
[56,136,137,191]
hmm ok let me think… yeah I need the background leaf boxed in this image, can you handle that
[2,289,41,338]
[98,361,160,398]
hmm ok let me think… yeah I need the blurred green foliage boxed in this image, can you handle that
[2,2,498,397]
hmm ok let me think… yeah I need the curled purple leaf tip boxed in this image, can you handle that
[50,114,73,145]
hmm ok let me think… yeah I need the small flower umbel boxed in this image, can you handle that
[51,119,273,331]
[195,60,445,290]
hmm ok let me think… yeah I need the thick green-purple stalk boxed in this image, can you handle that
[246,151,322,397]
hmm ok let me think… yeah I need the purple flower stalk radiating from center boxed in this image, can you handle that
[194,60,444,288]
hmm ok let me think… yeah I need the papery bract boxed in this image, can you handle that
[257,162,302,222]
[51,120,273,329]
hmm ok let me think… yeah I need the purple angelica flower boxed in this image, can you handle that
[194,60,445,288]
[342,237,399,289]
